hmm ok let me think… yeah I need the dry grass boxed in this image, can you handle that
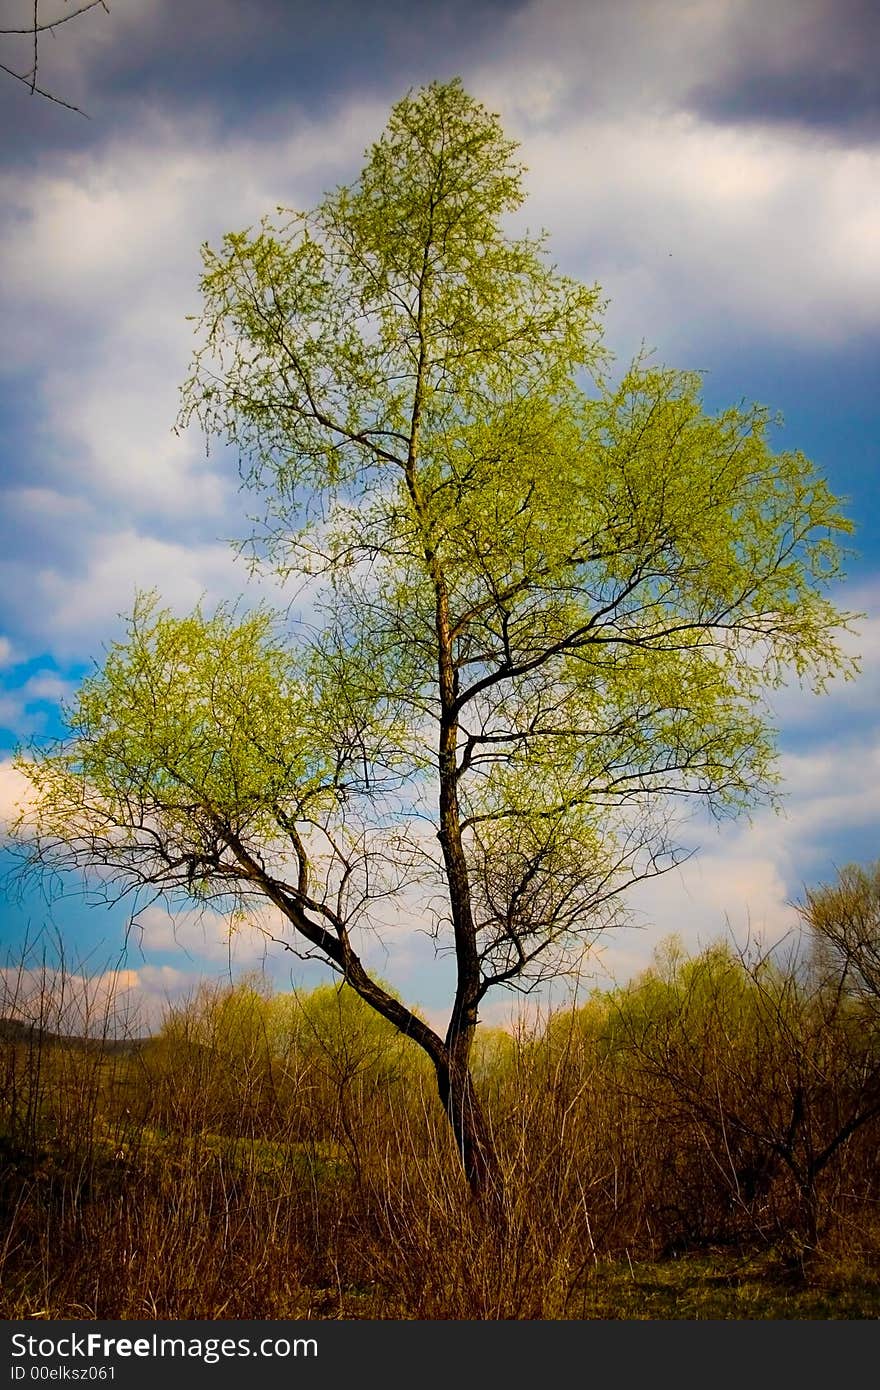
[1,941,879,1319]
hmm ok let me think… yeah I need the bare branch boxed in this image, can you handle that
[1,0,110,115]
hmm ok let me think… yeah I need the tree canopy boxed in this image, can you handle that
[12,78,858,1198]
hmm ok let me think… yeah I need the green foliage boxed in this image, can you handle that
[185,80,601,519]
[14,593,411,914]
[267,981,429,1086]
[159,975,273,1059]
[801,861,880,1015]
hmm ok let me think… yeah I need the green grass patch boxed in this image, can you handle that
[571,1253,880,1319]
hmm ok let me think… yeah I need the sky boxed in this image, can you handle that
[0,0,878,1034]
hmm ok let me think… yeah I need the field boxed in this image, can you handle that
[2,942,879,1320]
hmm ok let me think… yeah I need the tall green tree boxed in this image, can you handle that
[13,79,857,1202]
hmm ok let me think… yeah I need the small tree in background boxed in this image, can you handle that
[12,79,858,1206]
[801,861,880,1019]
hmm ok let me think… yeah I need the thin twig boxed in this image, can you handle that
[0,1,107,37]
[0,58,88,114]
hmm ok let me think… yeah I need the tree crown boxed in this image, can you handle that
[14,78,859,1021]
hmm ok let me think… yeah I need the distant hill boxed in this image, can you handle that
[0,1017,150,1054]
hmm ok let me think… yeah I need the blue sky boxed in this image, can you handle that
[0,0,878,1032]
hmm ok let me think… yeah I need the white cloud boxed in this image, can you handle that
[598,726,880,985]
[764,580,879,729]
[0,97,391,663]
[0,757,36,837]
[0,669,76,738]
[28,529,242,652]
[0,960,198,1037]
[134,902,284,967]
[0,100,386,357]
[460,0,880,353]
[0,695,22,734]
[500,112,880,354]
[1,487,94,527]
[42,362,230,522]
[774,739,880,847]
[617,830,798,971]
[476,0,872,142]
[17,671,72,703]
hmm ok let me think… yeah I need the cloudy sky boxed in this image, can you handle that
[0,0,877,1032]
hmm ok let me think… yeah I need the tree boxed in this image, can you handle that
[801,861,880,1019]
[1,1,109,116]
[12,79,858,1205]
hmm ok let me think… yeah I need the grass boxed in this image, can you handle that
[571,1254,880,1319]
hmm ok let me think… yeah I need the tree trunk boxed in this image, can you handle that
[797,1175,819,1257]
[435,1052,505,1213]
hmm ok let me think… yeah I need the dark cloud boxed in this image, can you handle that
[0,0,526,168]
[7,0,877,172]
[688,0,880,143]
